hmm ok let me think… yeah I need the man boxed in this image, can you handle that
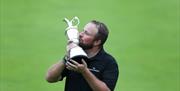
[45,20,119,91]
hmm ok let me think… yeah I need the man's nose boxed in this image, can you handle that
[79,32,83,37]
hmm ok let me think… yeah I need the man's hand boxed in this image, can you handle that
[66,42,78,52]
[66,59,87,73]
[66,59,111,91]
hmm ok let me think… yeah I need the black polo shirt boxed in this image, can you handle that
[60,48,119,91]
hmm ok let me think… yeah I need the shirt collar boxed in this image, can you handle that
[89,47,105,61]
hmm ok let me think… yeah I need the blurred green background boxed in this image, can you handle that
[0,0,179,91]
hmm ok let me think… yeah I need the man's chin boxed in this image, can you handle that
[79,43,93,50]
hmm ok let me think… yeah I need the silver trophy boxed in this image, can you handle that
[63,16,87,63]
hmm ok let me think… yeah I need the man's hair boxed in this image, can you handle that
[91,20,109,46]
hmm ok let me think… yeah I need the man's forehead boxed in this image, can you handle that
[84,23,98,34]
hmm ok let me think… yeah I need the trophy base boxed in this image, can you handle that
[71,55,88,64]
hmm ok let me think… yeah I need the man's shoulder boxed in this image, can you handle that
[93,48,118,65]
[101,51,119,74]
[101,50,117,64]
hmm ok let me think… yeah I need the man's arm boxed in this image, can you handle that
[82,66,111,91]
[45,41,77,83]
[66,59,111,91]
[45,60,65,83]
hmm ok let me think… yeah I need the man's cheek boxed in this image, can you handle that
[84,39,92,44]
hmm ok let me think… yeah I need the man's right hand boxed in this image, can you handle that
[66,42,78,52]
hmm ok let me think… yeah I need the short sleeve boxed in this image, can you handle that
[59,68,69,81]
[102,61,119,91]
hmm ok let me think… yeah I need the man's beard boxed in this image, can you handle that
[79,42,93,50]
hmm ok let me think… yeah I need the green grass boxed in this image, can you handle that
[0,0,179,91]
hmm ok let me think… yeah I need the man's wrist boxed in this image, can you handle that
[81,67,89,74]
[61,59,66,65]
[62,56,68,64]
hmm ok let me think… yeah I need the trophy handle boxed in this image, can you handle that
[63,16,80,27]
[71,16,80,27]
[64,18,72,26]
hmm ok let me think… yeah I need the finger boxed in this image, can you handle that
[66,65,74,71]
[70,59,79,66]
[66,61,77,69]
[81,59,87,65]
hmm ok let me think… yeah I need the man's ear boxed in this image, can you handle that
[94,40,101,46]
